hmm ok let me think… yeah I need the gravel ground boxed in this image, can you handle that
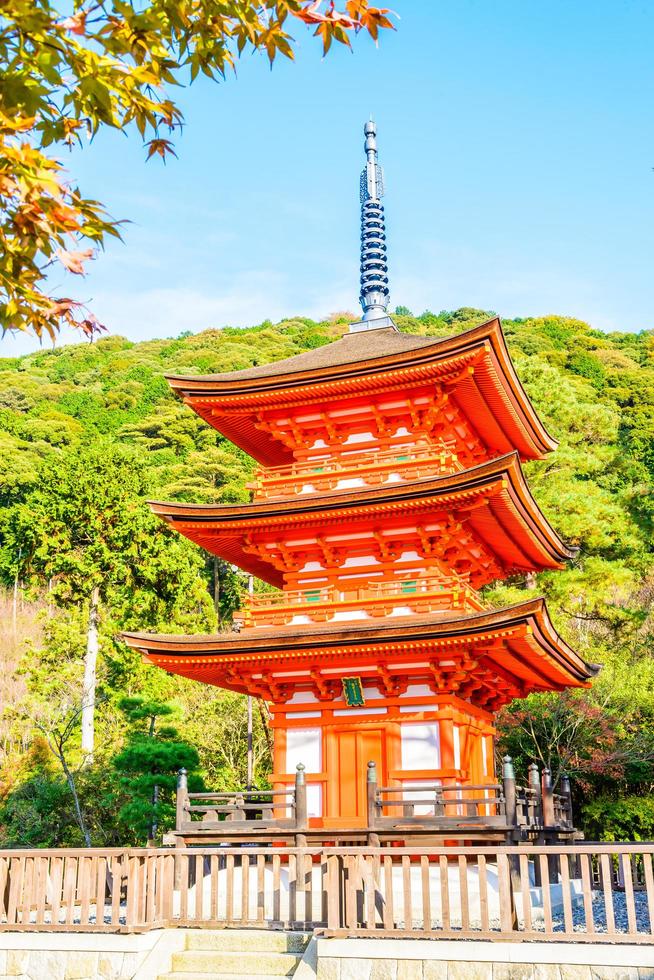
[558,889,652,934]
[399,891,654,935]
[480,891,652,935]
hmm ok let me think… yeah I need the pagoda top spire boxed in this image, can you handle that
[350,118,396,333]
[361,117,383,202]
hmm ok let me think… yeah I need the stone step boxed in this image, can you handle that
[160,975,296,980]
[185,929,310,953]
[171,949,302,976]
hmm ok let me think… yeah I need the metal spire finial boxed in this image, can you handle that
[350,119,396,333]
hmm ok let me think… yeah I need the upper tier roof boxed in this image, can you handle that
[171,326,440,383]
[164,318,558,465]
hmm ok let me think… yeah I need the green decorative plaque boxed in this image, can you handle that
[342,676,365,707]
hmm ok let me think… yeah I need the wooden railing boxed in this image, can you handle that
[171,765,308,843]
[366,758,575,842]
[320,843,654,942]
[241,574,483,627]
[248,444,460,499]
[1,843,654,942]
[170,758,574,845]
[0,849,169,932]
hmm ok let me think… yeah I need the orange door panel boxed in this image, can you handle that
[327,727,385,826]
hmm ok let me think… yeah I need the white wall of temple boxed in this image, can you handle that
[270,690,496,822]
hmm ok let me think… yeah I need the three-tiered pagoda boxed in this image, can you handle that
[124,121,597,830]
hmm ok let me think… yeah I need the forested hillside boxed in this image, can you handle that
[1,308,653,845]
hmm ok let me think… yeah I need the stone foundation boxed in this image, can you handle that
[0,932,652,980]
[315,938,654,980]
[0,932,163,980]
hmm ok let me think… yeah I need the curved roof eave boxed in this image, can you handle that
[164,318,558,457]
[148,452,575,565]
[120,596,599,684]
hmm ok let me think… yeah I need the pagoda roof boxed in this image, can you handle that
[121,597,599,711]
[165,319,557,465]
[171,326,440,384]
[150,453,574,588]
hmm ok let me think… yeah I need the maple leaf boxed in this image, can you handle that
[295,1,328,24]
[43,298,79,318]
[57,248,94,275]
[60,13,87,36]
[49,205,82,232]
[145,139,178,162]
[0,113,36,133]
[0,0,393,340]
[79,315,107,338]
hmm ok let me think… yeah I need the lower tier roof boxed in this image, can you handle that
[121,598,598,714]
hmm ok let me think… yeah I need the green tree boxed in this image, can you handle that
[161,445,254,503]
[6,610,95,845]
[2,442,215,756]
[582,796,654,843]
[112,696,202,844]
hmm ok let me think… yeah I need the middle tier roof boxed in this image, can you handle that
[151,453,574,589]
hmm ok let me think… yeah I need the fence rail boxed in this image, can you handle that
[1,843,654,942]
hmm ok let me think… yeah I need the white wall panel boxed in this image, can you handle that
[286,728,321,773]
[400,722,441,770]
[306,785,322,818]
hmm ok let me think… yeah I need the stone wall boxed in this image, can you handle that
[1,932,653,980]
[0,933,161,980]
[315,938,654,980]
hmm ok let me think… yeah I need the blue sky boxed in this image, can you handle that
[4,0,654,357]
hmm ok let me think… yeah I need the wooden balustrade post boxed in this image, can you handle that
[295,763,308,846]
[560,773,573,829]
[173,769,189,889]
[366,761,380,848]
[541,768,558,883]
[502,755,520,928]
[176,769,188,832]
[502,755,518,842]
[233,792,246,822]
[559,773,577,875]
[528,763,541,827]
[527,761,543,883]
[541,768,555,829]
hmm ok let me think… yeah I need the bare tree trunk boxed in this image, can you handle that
[12,547,21,638]
[12,574,18,637]
[38,713,92,848]
[247,696,254,789]
[213,557,220,614]
[257,699,273,757]
[61,750,92,847]
[81,586,99,758]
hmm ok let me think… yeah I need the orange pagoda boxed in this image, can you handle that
[123,121,596,833]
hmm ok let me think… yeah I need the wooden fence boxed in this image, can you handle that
[0,843,653,943]
[171,758,574,845]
